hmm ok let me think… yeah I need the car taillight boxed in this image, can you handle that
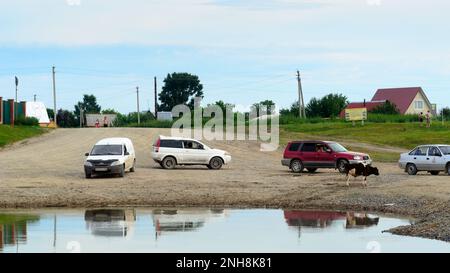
[154,138,161,153]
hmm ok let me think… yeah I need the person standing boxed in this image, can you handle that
[418,112,424,127]
[426,110,431,128]
[95,119,100,128]
[103,116,108,128]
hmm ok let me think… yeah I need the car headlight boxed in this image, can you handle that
[354,156,362,160]
[84,161,93,167]
[110,160,122,166]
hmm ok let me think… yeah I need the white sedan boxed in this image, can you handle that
[399,145,450,176]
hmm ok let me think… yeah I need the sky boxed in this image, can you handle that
[0,0,449,113]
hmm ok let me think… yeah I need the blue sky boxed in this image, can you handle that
[0,0,449,113]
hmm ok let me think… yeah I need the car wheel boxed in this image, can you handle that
[446,163,450,176]
[130,160,136,172]
[85,171,92,179]
[430,171,440,176]
[162,156,177,169]
[337,160,349,174]
[209,157,223,170]
[406,163,418,175]
[307,168,317,173]
[119,165,125,177]
[290,159,304,173]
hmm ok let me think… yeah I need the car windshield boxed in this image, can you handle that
[328,143,348,152]
[439,146,450,155]
[91,145,123,156]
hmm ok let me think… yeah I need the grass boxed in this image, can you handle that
[0,125,47,148]
[0,214,40,225]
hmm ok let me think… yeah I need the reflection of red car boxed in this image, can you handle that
[284,211,346,228]
[281,141,372,174]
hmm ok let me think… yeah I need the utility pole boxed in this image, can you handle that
[296,70,306,118]
[15,76,18,123]
[52,66,57,126]
[154,77,158,119]
[79,106,84,128]
[136,86,141,125]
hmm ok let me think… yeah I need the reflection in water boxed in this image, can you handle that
[152,209,225,239]
[283,210,382,238]
[345,212,380,229]
[0,214,40,251]
[84,209,136,237]
[0,209,447,253]
[284,211,347,228]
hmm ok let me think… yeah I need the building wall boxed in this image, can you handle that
[405,92,433,115]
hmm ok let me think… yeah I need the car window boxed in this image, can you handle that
[316,144,331,153]
[301,143,317,152]
[289,143,301,152]
[160,140,183,149]
[91,145,123,156]
[429,147,442,157]
[124,145,128,155]
[327,143,348,152]
[413,147,429,156]
[439,146,450,155]
[183,141,204,150]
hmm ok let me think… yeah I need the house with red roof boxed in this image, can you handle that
[341,87,435,118]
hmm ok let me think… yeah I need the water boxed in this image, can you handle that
[0,208,448,253]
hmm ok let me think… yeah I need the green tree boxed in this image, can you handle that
[74,94,101,117]
[280,101,299,117]
[370,100,400,115]
[46,108,55,121]
[440,107,450,119]
[252,100,276,116]
[159,73,204,111]
[56,109,78,128]
[305,93,348,118]
[74,94,101,125]
[102,108,119,114]
[209,100,235,113]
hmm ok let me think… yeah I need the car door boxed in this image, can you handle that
[316,144,335,168]
[429,146,446,171]
[123,144,132,169]
[182,141,210,164]
[300,143,319,167]
[412,146,430,171]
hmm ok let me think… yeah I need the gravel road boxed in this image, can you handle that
[0,128,449,242]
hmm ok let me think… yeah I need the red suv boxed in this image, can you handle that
[281,141,372,173]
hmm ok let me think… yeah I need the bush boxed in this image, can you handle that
[367,114,419,123]
[15,116,39,126]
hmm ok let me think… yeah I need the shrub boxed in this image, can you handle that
[15,116,39,126]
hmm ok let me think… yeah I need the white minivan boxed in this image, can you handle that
[84,138,136,178]
[151,136,232,170]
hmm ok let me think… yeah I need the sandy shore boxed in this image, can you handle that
[0,128,449,242]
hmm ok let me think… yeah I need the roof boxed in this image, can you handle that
[371,87,427,114]
[159,135,200,141]
[96,138,132,145]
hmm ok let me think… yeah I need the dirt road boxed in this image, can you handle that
[0,128,449,242]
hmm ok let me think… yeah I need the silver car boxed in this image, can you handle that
[399,145,450,176]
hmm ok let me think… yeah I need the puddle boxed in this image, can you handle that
[0,208,448,253]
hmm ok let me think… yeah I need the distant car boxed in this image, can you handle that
[399,145,450,176]
[84,138,136,178]
[281,141,372,174]
[151,136,232,170]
